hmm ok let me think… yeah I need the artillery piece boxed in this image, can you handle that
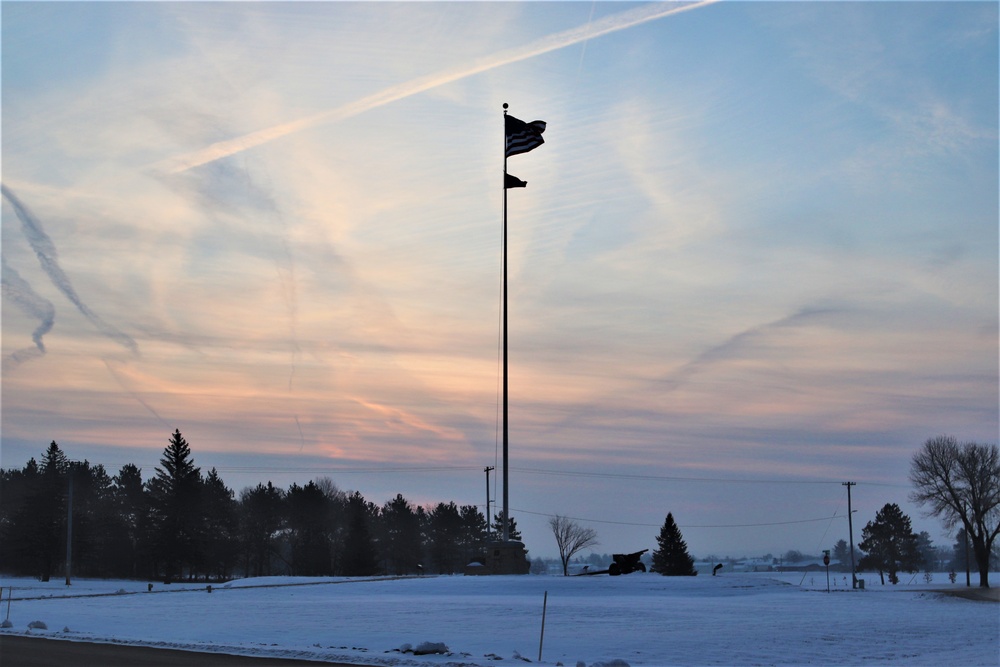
[607,549,648,576]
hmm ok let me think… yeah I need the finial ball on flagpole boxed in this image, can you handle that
[503,103,508,109]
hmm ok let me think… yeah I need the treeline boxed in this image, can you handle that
[0,431,519,582]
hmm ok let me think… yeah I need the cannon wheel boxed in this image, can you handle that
[608,562,621,576]
[636,562,646,572]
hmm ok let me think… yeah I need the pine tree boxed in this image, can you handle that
[34,442,68,581]
[492,512,522,541]
[459,505,487,565]
[652,512,697,576]
[428,502,465,573]
[147,429,202,582]
[0,457,44,576]
[858,502,919,585]
[201,468,239,580]
[380,494,422,575]
[341,491,378,576]
[286,480,332,576]
[238,482,284,577]
[113,463,148,578]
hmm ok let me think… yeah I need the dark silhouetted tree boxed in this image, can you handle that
[831,538,861,572]
[35,442,68,581]
[914,531,937,571]
[427,502,466,573]
[492,512,522,542]
[459,504,488,566]
[858,503,919,585]
[112,463,148,578]
[68,460,118,578]
[146,430,202,582]
[833,539,849,566]
[653,513,696,576]
[910,436,1000,588]
[201,468,239,580]
[341,491,378,576]
[0,457,42,575]
[549,515,599,576]
[286,481,332,576]
[379,494,422,575]
[238,482,285,577]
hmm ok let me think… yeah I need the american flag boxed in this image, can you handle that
[505,115,546,157]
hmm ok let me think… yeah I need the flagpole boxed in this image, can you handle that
[501,102,510,543]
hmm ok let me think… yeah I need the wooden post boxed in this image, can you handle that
[538,590,548,661]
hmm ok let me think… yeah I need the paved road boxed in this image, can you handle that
[0,635,367,667]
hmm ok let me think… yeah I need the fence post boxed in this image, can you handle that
[538,590,548,661]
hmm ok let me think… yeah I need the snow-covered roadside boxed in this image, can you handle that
[0,572,996,666]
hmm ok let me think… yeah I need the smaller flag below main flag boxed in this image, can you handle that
[505,173,527,188]
[505,114,546,157]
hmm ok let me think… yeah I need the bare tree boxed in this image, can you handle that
[910,436,1000,588]
[549,515,598,576]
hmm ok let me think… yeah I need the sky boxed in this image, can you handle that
[2,1,997,560]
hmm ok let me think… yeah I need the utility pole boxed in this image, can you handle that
[964,503,971,587]
[484,466,495,538]
[65,471,74,586]
[843,482,856,589]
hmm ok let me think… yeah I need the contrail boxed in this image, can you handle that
[1,257,56,371]
[154,1,717,174]
[295,414,306,452]
[103,360,172,428]
[2,184,139,356]
[657,306,843,392]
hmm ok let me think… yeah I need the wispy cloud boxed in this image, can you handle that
[2,184,139,357]
[152,0,717,174]
[1,257,55,371]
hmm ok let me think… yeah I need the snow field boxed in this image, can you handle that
[0,572,996,666]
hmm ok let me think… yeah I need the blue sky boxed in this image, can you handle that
[2,1,997,559]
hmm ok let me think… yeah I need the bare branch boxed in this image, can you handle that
[549,515,599,576]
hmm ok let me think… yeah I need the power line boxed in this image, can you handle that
[13,456,912,489]
[511,507,852,530]
[509,466,846,485]
[210,465,481,475]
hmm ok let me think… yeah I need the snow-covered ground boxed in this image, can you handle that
[0,572,996,666]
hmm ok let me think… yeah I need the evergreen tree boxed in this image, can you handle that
[492,512,522,542]
[0,457,42,575]
[201,468,239,580]
[950,527,973,573]
[34,442,68,581]
[379,494,422,575]
[286,481,332,576]
[69,461,118,578]
[341,491,378,576]
[858,503,920,585]
[112,463,148,578]
[914,531,936,571]
[652,512,696,576]
[146,429,202,582]
[238,482,285,577]
[459,505,487,565]
[428,502,465,573]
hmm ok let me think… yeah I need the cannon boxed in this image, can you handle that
[607,549,648,576]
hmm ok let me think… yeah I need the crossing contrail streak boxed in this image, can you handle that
[154,1,716,174]
[2,184,139,356]
[104,360,172,428]
[1,258,56,371]
[2,258,55,349]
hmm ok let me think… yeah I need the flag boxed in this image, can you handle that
[505,114,546,157]
[505,173,527,189]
